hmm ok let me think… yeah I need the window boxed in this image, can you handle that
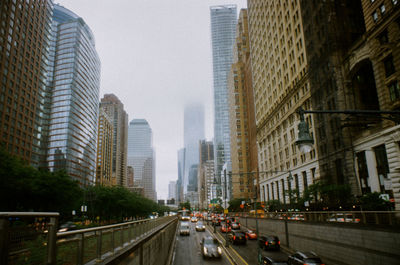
[388,81,400,101]
[378,30,389,44]
[302,171,308,189]
[380,4,386,15]
[372,11,378,22]
[383,55,395,77]
[393,0,398,5]
[374,145,390,193]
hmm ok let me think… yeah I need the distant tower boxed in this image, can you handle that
[46,4,101,186]
[168,181,176,200]
[183,103,205,201]
[128,119,157,201]
[210,5,237,188]
[100,94,129,187]
[96,108,114,186]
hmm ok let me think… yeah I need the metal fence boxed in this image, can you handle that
[0,212,176,265]
[231,210,400,226]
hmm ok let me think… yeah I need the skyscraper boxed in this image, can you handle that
[168,181,176,200]
[128,119,156,201]
[183,103,205,198]
[0,0,53,166]
[96,108,114,186]
[210,5,237,189]
[46,4,101,186]
[176,148,185,204]
[198,140,214,209]
[100,94,128,187]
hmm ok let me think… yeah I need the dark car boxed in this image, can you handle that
[200,236,222,259]
[287,251,324,265]
[258,235,280,250]
[261,255,288,265]
[58,221,77,232]
[228,231,247,245]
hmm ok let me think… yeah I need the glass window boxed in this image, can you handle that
[372,11,378,22]
[380,4,386,14]
[388,81,400,101]
[383,55,395,77]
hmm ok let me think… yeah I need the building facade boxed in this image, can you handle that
[46,4,101,186]
[96,107,114,186]
[176,148,185,204]
[210,5,238,191]
[0,0,53,166]
[300,0,400,209]
[198,140,214,209]
[128,119,156,201]
[183,103,205,197]
[228,9,259,200]
[100,94,128,187]
[247,0,319,205]
[168,181,176,200]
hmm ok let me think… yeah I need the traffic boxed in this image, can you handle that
[173,211,325,265]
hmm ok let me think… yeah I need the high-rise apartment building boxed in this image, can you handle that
[0,0,53,166]
[128,119,156,201]
[46,4,100,186]
[100,94,128,187]
[183,103,205,200]
[96,108,114,186]
[228,9,258,200]
[198,140,214,209]
[247,0,319,204]
[300,0,400,209]
[210,5,238,191]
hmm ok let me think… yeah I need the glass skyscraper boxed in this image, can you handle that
[210,5,237,183]
[183,103,205,197]
[128,119,156,201]
[46,4,101,186]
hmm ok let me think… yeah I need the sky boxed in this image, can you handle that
[55,0,247,199]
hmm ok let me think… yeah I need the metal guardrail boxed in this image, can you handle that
[0,212,176,265]
[230,211,400,226]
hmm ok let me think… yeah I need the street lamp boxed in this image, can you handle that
[295,106,400,152]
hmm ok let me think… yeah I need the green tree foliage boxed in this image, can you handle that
[228,198,246,212]
[0,149,167,222]
[179,201,191,211]
[358,192,392,210]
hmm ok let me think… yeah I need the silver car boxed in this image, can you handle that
[179,222,190,236]
[200,236,222,259]
[195,221,206,231]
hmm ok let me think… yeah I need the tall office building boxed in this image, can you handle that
[228,9,258,200]
[210,5,237,191]
[96,107,114,186]
[176,148,185,204]
[183,103,205,198]
[168,181,176,200]
[247,0,319,203]
[198,140,214,209]
[46,4,101,186]
[0,0,53,166]
[128,119,156,201]
[100,94,128,187]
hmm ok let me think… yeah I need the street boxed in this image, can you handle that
[173,219,289,265]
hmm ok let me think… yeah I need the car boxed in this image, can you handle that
[191,216,198,222]
[231,222,240,230]
[58,221,77,232]
[258,235,280,250]
[200,236,222,259]
[288,214,305,221]
[179,222,190,236]
[261,255,288,265]
[245,229,257,240]
[327,213,360,223]
[195,221,206,231]
[181,215,190,221]
[287,251,325,265]
[220,224,231,233]
[227,231,247,245]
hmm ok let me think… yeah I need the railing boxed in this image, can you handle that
[230,210,400,226]
[0,212,177,265]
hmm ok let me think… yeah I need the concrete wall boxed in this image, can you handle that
[237,217,400,265]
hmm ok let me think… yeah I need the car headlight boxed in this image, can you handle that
[217,247,222,254]
[203,247,208,254]
[58,228,68,232]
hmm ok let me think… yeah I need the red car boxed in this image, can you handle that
[220,224,231,233]
[245,229,257,240]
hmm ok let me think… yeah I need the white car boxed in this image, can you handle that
[180,222,190,235]
[191,216,198,222]
[195,221,206,231]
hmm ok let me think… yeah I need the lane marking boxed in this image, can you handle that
[230,246,249,265]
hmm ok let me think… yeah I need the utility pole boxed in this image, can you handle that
[224,169,229,247]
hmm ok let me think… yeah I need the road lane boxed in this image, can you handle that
[173,221,232,265]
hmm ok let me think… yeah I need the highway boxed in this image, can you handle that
[173,219,289,265]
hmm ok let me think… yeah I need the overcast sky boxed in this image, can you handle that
[56,0,247,199]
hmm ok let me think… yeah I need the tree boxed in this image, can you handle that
[179,201,191,211]
[228,198,246,212]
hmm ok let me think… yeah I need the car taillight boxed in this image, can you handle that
[278,241,280,245]
[245,235,248,239]
[265,241,268,245]
[233,236,236,240]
